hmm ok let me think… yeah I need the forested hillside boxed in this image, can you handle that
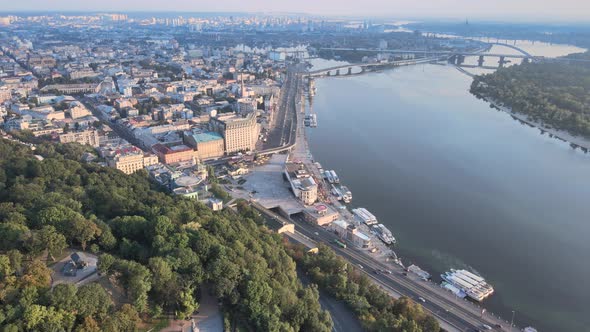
[0,138,442,331]
[470,56,590,137]
[0,139,332,331]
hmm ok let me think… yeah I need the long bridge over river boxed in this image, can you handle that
[303,56,442,78]
[319,42,539,67]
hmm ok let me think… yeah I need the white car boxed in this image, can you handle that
[418,297,426,303]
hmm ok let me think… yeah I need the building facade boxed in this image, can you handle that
[107,148,159,175]
[59,130,101,147]
[152,143,196,164]
[184,131,225,160]
[210,113,259,153]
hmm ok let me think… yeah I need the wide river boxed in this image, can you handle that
[308,42,588,332]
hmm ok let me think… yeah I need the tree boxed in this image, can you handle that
[0,223,29,251]
[0,254,13,279]
[70,218,101,250]
[20,260,51,289]
[112,304,140,332]
[148,257,176,306]
[38,225,67,261]
[177,288,199,319]
[49,284,78,312]
[97,253,116,275]
[76,316,101,332]
[7,250,23,273]
[23,304,75,332]
[76,283,112,319]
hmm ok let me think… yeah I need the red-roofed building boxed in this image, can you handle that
[152,143,196,164]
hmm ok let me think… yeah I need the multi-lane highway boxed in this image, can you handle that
[260,67,300,152]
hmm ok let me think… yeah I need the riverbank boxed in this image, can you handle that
[475,94,590,152]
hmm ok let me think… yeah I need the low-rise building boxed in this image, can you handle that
[107,146,159,174]
[3,115,31,131]
[184,131,225,160]
[329,220,372,248]
[0,86,11,103]
[40,83,98,94]
[208,198,223,211]
[59,130,101,147]
[285,163,318,205]
[152,143,196,164]
[12,104,65,121]
[67,102,91,119]
[303,204,340,226]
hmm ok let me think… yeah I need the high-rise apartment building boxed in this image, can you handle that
[210,113,259,153]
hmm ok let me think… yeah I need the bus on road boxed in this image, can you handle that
[334,239,347,249]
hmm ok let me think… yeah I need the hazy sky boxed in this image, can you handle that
[2,0,588,22]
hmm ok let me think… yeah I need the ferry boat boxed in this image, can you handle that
[309,79,316,96]
[330,170,339,183]
[440,269,494,302]
[407,264,430,279]
[371,224,396,245]
[324,170,334,183]
[340,185,352,203]
[309,114,317,127]
[352,208,378,225]
[331,185,343,200]
[314,162,324,174]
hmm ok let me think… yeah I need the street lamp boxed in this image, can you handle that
[510,310,515,328]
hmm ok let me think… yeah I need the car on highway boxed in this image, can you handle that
[418,297,426,303]
[481,324,492,330]
[358,264,364,269]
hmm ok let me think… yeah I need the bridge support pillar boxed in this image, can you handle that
[499,56,506,67]
[449,55,457,64]
[347,67,352,75]
[456,55,465,65]
[522,58,531,64]
[478,55,485,67]
[335,69,340,76]
[327,71,331,76]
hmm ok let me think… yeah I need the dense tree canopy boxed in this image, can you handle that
[0,138,441,331]
[287,243,441,332]
[0,139,332,331]
[471,57,590,137]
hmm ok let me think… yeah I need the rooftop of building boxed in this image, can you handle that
[190,131,223,143]
[152,143,193,155]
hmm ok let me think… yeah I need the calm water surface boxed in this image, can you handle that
[308,44,590,332]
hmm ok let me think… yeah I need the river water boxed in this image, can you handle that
[307,42,589,332]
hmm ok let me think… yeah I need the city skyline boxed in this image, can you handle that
[1,0,589,22]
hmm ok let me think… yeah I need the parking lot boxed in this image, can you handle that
[51,251,98,287]
[242,154,304,214]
